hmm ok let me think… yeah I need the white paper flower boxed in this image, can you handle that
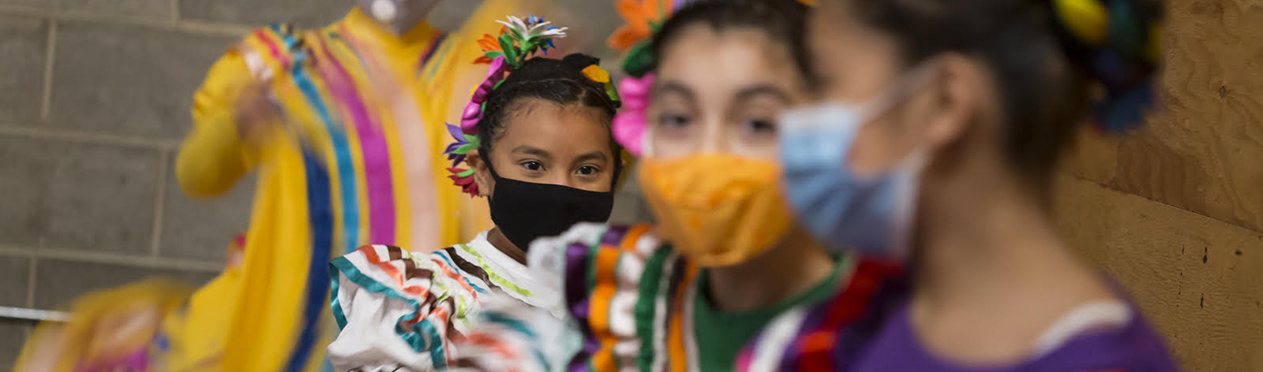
[497,15,568,41]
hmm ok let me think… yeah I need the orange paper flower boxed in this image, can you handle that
[607,0,672,51]
[473,33,499,64]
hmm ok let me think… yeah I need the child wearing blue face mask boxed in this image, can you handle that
[766,0,1179,371]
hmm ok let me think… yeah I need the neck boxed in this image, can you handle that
[705,230,834,313]
[487,227,527,264]
[909,164,1114,362]
[914,166,1085,306]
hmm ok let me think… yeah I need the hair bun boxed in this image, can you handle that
[1047,0,1163,133]
[562,53,602,71]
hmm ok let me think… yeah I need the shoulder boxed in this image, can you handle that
[1028,306,1179,372]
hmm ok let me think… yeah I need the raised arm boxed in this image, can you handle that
[175,50,263,199]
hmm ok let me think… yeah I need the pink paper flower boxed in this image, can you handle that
[460,56,510,135]
[612,73,653,155]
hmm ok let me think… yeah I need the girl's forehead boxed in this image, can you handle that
[497,101,613,155]
[655,27,803,101]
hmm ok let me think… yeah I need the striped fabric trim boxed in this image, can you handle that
[329,256,448,369]
[447,307,552,372]
[549,224,673,372]
[330,244,503,370]
[664,261,701,372]
[433,248,491,294]
[308,32,398,246]
[285,149,333,372]
[736,258,905,372]
[331,236,552,369]
[422,38,457,82]
[644,251,678,372]
[417,32,448,75]
[457,243,533,298]
[740,307,809,372]
[258,24,363,254]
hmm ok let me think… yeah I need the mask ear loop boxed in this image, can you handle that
[855,61,943,123]
[870,63,939,258]
[846,61,940,181]
[481,147,503,189]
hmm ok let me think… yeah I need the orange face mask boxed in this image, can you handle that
[638,154,795,267]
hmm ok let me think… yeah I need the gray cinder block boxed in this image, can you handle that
[48,21,234,138]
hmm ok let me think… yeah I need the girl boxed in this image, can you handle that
[326,16,626,370]
[456,1,901,371]
[778,0,1177,370]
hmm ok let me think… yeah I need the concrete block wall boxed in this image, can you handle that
[0,0,640,367]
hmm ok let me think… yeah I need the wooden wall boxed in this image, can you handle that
[1053,0,1263,370]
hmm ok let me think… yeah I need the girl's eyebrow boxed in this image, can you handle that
[510,145,552,161]
[571,151,610,166]
[733,84,793,104]
[655,81,697,103]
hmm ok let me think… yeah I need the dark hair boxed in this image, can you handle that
[837,0,1161,186]
[644,0,811,82]
[477,53,623,172]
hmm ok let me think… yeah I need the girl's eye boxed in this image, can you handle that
[741,118,778,135]
[658,113,691,129]
[521,161,544,171]
[576,166,600,176]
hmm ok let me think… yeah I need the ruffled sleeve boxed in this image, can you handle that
[442,223,670,372]
[445,296,582,372]
[328,244,489,371]
[402,223,674,372]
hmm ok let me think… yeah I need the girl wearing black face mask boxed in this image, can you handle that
[326,16,624,371]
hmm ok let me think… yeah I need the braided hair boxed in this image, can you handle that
[835,0,1161,186]
[476,53,623,171]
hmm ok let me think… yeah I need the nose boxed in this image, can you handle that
[698,118,727,154]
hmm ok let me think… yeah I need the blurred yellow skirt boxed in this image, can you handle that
[15,240,248,372]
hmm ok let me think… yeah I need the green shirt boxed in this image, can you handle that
[692,254,851,371]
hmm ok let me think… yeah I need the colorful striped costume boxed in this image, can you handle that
[327,232,563,371]
[13,4,521,372]
[448,223,905,372]
[734,261,905,372]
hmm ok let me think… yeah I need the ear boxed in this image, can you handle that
[465,149,495,198]
[922,54,985,150]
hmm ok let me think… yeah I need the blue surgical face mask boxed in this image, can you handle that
[777,65,936,258]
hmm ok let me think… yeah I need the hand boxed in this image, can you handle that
[233,81,282,145]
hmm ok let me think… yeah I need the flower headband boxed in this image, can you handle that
[444,16,621,197]
[606,0,694,156]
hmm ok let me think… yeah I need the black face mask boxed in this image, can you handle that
[486,161,617,251]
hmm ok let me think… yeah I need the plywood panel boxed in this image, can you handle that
[1106,0,1263,231]
[1062,126,1122,186]
[1054,175,1263,371]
